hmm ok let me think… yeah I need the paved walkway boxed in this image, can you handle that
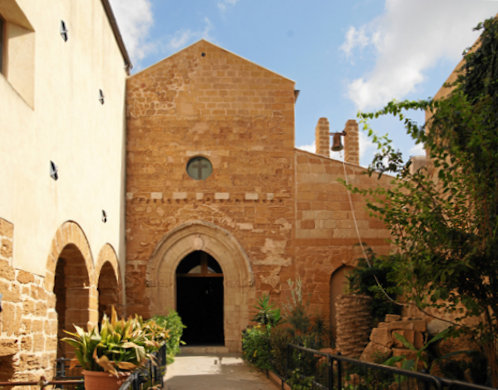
[164,349,278,390]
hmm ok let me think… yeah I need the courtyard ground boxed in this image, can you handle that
[164,348,277,390]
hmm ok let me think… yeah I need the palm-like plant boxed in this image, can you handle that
[62,308,169,377]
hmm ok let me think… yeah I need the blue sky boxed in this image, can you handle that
[109,0,498,166]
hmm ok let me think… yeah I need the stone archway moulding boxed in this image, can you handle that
[96,243,123,312]
[146,220,254,352]
[96,243,121,284]
[45,220,95,292]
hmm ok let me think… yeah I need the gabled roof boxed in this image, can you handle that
[101,0,132,74]
[132,39,295,84]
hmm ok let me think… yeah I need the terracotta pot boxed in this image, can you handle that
[82,370,130,390]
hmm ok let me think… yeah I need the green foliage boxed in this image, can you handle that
[283,278,326,349]
[251,293,282,328]
[242,282,328,378]
[347,249,402,324]
[385,329,450,372]
[439,350,488,385]
[149,311,185,364]
[348,17,498,385]
[62,307,167,376]
[241,325,273,371]
[268,326,293,376]
[287,368,314,390]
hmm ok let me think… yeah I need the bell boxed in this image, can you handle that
[331,132,345,152]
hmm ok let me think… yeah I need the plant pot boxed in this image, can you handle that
[82,370,130,390]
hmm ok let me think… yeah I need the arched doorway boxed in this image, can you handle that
[329,265,354,344]
[176,251,224,345]
[146,221,254,352]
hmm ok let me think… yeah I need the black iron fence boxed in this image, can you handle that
[119,344,167,390]
[282,344,495,390]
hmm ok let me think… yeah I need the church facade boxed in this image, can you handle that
[125,40,391,352]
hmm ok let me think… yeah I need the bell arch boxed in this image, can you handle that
[147,221,254,352]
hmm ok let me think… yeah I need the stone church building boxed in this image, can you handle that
[124,40,391,351]
[0,0,391,382]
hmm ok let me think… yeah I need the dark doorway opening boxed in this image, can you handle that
[176,251,224,345]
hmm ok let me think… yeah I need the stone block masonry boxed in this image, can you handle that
[294,150,392,333]
[125,40,394,351]
[361,314,427,364]
[126,40,297,351]
[0,218,58,383]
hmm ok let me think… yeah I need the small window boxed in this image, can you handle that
[186,156,213,180]
[0,16,4,74]
[60,20,68,42]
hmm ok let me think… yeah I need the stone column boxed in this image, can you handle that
[315,117,330,157]
[344,120,359,166]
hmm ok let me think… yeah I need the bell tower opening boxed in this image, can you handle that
[176,251,224,345]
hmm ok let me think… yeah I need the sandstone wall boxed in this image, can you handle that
[294,150,391,331]
[0,218,123,383]
[125,40,297,319]
[0,218,58,383]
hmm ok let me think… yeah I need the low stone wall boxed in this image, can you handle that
[0,218,57,383]
[335,294,372,358]
[360,314,426,364]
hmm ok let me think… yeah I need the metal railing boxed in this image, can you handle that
[0,376,84,389]
[119,344,167,390]
[282,344,495,390]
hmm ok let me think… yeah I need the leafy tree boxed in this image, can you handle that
[347,249,402,324]
[349,17,498,386]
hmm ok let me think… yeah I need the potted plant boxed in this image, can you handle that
[62,308,168,390]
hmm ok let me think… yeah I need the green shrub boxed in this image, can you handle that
[347,250,402,324]
[284,278,327,349]
[243,282,328,380]
[269,326,292,376]
[252,293,282,328]
[242,325,272,371]
[149,311,185,364]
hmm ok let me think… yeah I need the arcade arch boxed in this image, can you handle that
[45,222,95,360]
[96,244,122,319]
